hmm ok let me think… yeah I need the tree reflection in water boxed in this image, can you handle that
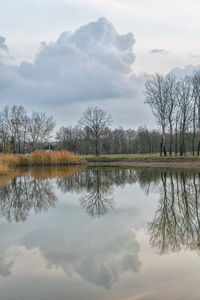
[0,175,57,222]
[2,166,200,255]
[0,166,79,222]
[79,170,114,217]
[56,168,142,217]
[0,167,163,221]
[149,171,200,254]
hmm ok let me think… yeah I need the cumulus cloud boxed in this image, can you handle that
[0,18,154,128]
[149,49,169,55]
[0,18,136,105]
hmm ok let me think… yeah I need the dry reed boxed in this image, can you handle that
[0,153,29,167]
[30,150,77,165]
[0,150,78,168]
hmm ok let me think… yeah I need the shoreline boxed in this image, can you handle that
[86,161,200,170]
[1,151,200,171]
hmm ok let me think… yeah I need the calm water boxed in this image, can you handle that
[0,167,200,299]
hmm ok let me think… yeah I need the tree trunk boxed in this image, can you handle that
[95,138,99,156]
[169,120,173,156]
[175,129,178,156]
[160,138,163,157]
[162,132,167,156]
[192,132,195,156]
[197,140,200,156]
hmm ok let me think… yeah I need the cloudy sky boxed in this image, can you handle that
[0,0,200,129]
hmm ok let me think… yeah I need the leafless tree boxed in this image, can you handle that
[27,112,55,151]
[192,72,200,155]
[165,75,178,156]
[145,74,168,156]
[56,126,80,153]
[177,77,193,156]
[0,105,28,153]
[79,107,112,156]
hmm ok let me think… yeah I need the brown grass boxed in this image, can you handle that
[0,153,29,167]
[0,150,78,168]
[30,150,77,165]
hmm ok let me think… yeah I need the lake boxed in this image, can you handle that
[0,166,200,300]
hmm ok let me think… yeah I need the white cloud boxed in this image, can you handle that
[0,18,135,104]
[0,18,154,128]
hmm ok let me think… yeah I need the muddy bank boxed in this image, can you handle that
[86,161,200,170]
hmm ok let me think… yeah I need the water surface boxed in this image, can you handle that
[0,167,200,300]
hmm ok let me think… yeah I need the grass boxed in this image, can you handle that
[0,153,29,167]
[0,150,78,169]
[1,151,200,172]
[30,150,77,166]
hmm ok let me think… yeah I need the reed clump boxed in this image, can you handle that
[0,150,78,168]
[30,150,77,166]
[0,153,29,167]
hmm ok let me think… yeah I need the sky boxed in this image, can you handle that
[0,0,200,129]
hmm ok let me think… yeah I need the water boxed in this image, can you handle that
[0,167,200,299]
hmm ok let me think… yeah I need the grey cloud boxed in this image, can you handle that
[150,49,169,55]
[23,228,141,290]
[0,36,8,53]
[75,232,141,289]
[169,64,200,77]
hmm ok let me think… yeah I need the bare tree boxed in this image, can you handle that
[79,107,112,156]
[27,112,55,151]
[165,75,178,156]
[0,105,28,153]
[177,77,193,156]
[55,126,81,153]
[192,72,200,155]
[145,74,168,156]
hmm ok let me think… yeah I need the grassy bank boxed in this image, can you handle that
[1,152,200,174]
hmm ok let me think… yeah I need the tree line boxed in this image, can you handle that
[2,71,200,156]
[145,72,200,156]
[0,105,55,153]
[0,105,161,155]
[56,72,200,156]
